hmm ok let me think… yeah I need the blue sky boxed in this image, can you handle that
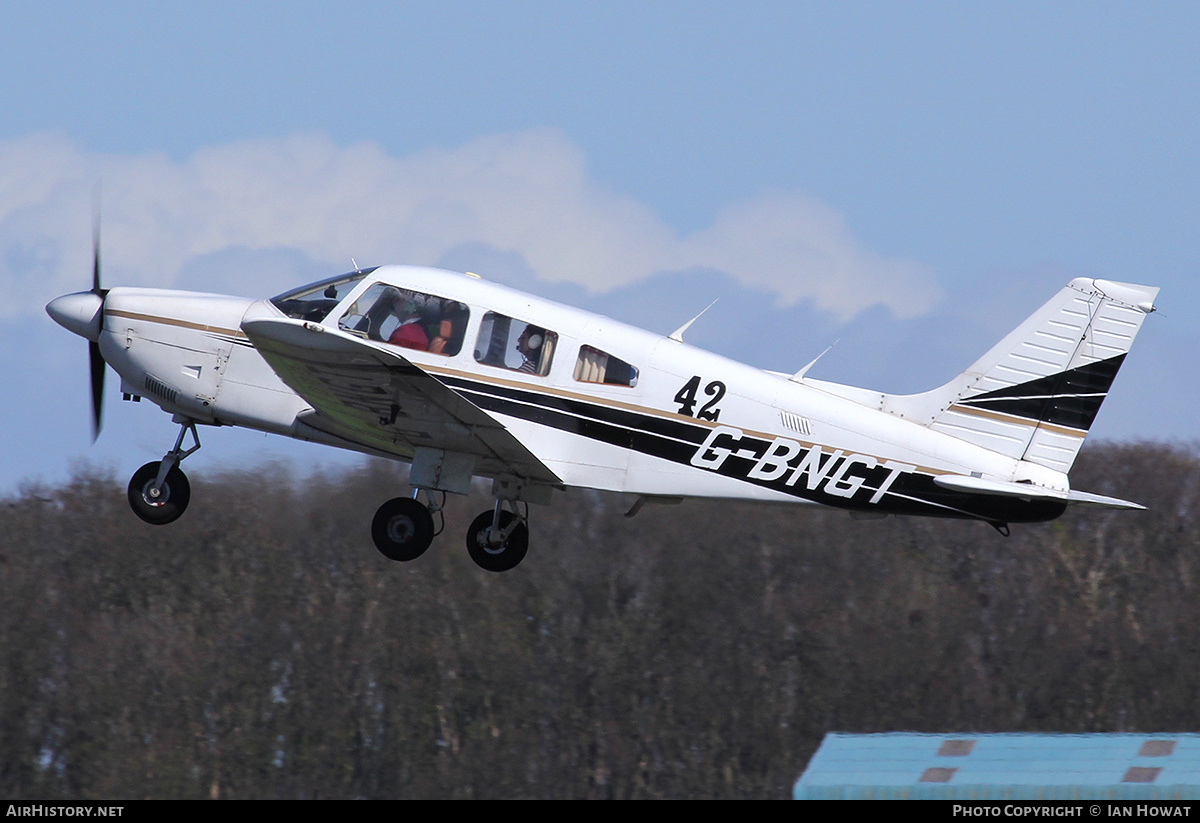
[2,2,1198,493]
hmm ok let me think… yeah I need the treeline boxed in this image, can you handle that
[2,442,1199,799]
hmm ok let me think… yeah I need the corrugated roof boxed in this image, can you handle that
[794,733,1200,800]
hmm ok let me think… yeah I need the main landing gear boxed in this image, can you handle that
[127,420,200,525]
[371,490,442,562]
[465,501,529,573]
[370,490,530,572]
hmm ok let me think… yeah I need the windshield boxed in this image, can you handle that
[270,269,375,322]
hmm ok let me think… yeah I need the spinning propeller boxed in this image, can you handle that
[45,199,109,441]
[87,211,107,440]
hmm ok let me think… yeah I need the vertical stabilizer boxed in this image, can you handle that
[898,278,1158,472]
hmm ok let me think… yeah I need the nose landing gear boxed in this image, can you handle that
[126,420,200,525]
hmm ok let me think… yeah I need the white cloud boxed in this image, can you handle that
[683,192,939,319]
[1,129,940,320]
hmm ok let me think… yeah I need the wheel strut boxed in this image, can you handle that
[411,486,446,536]
[487,498,525,545]
[152,420,201,496]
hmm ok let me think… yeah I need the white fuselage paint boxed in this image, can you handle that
[94,266,1068,516]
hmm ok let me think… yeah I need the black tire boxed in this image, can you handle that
[371,497,435,561]
[465,510,529,572]
[127,461,191,525]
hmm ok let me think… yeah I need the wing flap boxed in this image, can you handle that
[241,314,560,486]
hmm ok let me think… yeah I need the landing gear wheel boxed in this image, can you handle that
[466,510,529,572]
[127,461,191,525]
[372,497,435,561]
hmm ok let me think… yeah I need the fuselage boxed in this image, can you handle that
[81,265,1070,524]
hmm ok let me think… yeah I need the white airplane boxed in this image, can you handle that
[46,235,1158,572]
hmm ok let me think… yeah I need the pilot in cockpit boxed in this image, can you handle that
[386,292,429,351]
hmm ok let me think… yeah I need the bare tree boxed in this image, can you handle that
[2,443,1197,798]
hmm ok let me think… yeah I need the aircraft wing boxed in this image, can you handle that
[240,314,561,487]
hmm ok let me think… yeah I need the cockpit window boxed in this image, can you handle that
[474,312,558,376]
[270,270,374,322]
[574,345,639,387]
[337,283,469,356]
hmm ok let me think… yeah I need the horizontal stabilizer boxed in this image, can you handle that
[933,474,1144,510]
[1062,489,1146,510]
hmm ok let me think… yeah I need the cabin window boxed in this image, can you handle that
[270,270,372,322]
[574,345,639,387]
[473,312,558,376]
[337,283,469,356]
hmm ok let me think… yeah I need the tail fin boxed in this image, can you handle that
[897,278,1158,472]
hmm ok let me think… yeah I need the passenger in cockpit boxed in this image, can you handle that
[517,325,547,373]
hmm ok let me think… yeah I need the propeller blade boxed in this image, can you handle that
[89,339,105,441]
[89,187,107,440]
[92,188,103,295]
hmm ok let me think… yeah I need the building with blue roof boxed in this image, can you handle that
[793,733,1200,800]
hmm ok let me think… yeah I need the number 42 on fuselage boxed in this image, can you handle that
[46,261,1158,572]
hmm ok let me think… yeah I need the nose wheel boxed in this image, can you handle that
[126,420,200,525]
[127,461,191,525]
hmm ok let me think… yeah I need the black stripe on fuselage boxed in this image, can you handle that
[440,375,708,445]
[436,374,1066,524]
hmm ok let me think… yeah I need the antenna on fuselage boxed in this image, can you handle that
[790,340,838,383]
[668,298,719,343]
[351,257,361,272]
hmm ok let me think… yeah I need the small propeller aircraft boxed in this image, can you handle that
[46,224,1158,571]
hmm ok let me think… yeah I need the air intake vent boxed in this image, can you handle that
[780,411,813,436]
[144,374,179,405]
